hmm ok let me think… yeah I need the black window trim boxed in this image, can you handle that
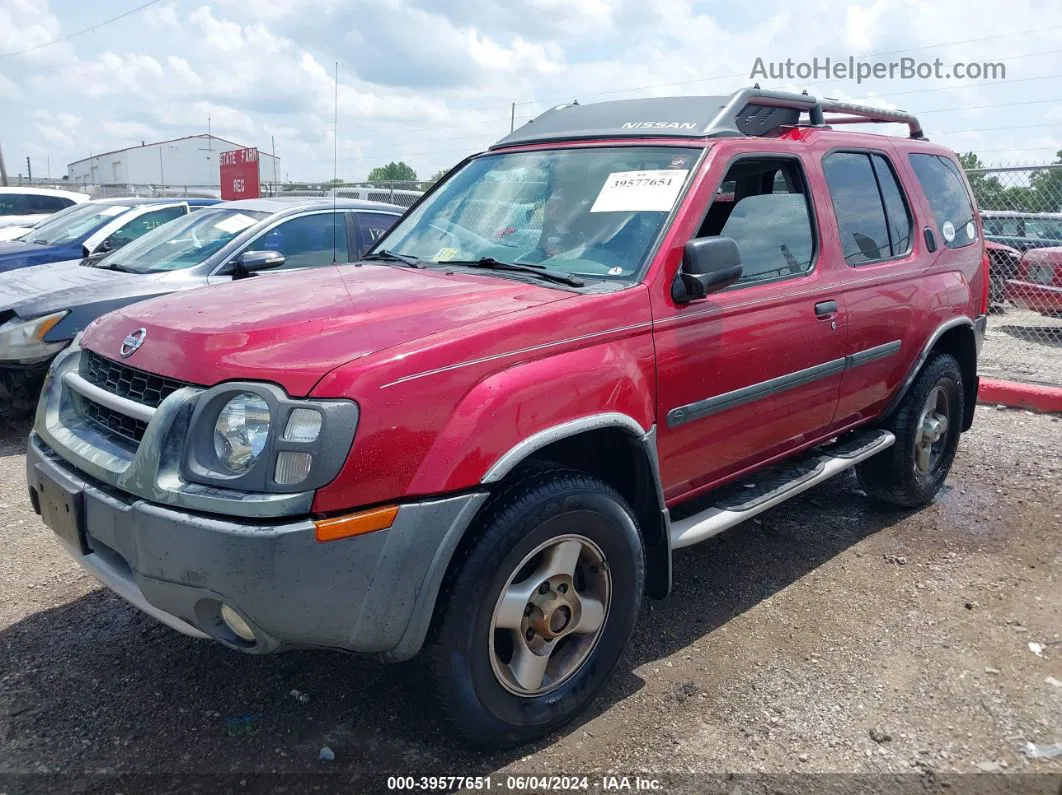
[822,146,915,268]
[689,150,821,293]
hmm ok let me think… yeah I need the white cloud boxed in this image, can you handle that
[0,0,1059,181]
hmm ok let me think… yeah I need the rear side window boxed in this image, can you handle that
[28,195,71,213]
[909,153,978,249]
[871,154,912,256]
[823,151,912,265]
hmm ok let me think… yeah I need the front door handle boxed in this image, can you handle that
[815,300,838,318]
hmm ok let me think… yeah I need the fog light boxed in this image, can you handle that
[275,451,313,485]
[220,604,255,642]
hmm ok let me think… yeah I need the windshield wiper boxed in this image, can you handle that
[362,249,425,268]
[445,257,584,288]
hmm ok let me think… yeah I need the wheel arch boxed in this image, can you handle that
[884,317,978,432]
[498,420,672,600]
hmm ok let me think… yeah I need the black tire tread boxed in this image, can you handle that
[857,353,963,508]
[422,465,641,747]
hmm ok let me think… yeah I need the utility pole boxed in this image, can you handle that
[0,142,8,186]
[271,135,278,196]
[510,102,516,132]
[25,156,32,183]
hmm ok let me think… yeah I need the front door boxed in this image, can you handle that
[651,148,847,503]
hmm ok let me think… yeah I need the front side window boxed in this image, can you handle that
[909,153,978,249]
[375,146,699,282]
[95,208,269,273]
[0,195,28,216]
[250,212,349,268]
[692,157,816,286]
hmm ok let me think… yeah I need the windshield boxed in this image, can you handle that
[24,203,131,246]
[97,208,268,273]
[1026,219,1062,240]
[375,146,699,282]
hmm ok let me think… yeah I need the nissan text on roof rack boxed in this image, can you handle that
[27,88,988,746]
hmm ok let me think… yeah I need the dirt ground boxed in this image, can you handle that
[0,406,1060,794]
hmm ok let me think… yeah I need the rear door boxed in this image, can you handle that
[818,147,922,426]
[651,147,847,502]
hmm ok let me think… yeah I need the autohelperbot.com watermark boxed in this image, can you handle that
[750,56,1006,84]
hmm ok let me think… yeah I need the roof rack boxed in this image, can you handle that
[710,88,924,140]
[491,87,925,149]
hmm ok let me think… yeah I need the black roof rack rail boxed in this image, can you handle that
[491,87,925,149]
[707,88,924,140]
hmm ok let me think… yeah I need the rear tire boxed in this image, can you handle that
[423,467,644,747]
[857,353,964,508]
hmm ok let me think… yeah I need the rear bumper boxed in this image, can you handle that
[28,433,488,660]
[1006,279,1062,314]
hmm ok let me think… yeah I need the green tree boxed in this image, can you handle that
[428,168,449,183]
[367,161,417,182]
[326,177,345,185]
[957,151,1006,211]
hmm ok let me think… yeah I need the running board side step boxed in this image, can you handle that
[669,430,896,550]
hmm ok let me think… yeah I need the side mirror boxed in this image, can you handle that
[230,249,285,279]
[672,237,743,302]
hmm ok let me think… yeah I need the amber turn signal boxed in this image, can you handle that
[314,505,399,542]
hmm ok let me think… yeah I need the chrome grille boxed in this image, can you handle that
[80,350,191,409]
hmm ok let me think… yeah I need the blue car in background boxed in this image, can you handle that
[0,197,219,274]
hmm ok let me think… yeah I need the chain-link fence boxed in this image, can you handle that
[968,164,1062,387]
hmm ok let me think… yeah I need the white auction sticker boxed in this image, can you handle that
[590,170,688,213]
[213,213,258,234]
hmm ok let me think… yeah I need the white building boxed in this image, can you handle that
[67,135,281,188]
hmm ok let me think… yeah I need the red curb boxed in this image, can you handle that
[978,378,1062,414]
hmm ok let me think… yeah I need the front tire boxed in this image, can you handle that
[857,353,964,508]
[423,467,644,747]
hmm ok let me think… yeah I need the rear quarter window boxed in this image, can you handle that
[909,154,978,249]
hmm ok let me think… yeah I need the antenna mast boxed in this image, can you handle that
[333,61,339,263]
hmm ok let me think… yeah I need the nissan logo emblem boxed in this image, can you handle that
[120,328,147,358]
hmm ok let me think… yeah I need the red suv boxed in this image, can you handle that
[27,89,988,746]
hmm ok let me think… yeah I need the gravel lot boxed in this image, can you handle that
[1,406,1060,793]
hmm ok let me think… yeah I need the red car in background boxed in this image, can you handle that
[1008,245,1062,316]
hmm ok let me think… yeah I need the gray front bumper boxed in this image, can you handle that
[28,434,487,660]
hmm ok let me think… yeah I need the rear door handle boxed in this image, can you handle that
[815,300,838,318]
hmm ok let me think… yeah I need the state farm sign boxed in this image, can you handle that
[219,147,261,200]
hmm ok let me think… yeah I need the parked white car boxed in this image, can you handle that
[0,187,91,231]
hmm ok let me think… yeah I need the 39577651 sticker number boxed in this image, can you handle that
[590,169,689,213]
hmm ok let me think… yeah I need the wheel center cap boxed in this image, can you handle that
[549,605,572,633]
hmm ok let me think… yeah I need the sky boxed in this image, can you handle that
[0,0,1060,184]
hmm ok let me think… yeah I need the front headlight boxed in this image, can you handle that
[183,382,358,493]
[213,393,271,474]
[0,311,70,363]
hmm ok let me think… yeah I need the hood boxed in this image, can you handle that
[0,258,165,319]
[0,239,74,273]
[82,263,573,396]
